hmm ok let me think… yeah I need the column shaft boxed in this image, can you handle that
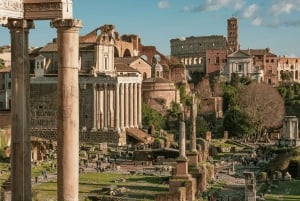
[129,83,134,127]
[120,83,124,130]
[115,83,120,131]
[7,19,34,201]
[137,84,142,127]
[51,19,82,201]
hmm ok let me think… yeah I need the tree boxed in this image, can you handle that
[142,102,166,130]
[223,107,253,138]
[238,83,285,140]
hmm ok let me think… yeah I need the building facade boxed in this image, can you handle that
[278,57,300,83]
[220,50,264,82]
[30,24,144,145]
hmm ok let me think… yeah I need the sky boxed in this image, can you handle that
[1,0,300,57]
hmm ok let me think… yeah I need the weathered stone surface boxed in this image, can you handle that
[24,0,73,20]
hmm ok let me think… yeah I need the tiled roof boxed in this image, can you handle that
[115,56,140,64]
[39,43,57,52]
[115,63,139,72]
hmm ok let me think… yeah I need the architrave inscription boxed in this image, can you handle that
[0,0,23,22]
[24,0,73,20]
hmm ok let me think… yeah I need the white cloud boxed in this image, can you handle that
[158,1,169,9]
[252,17,262,26]
[193,0,245,12]
[241,4,258,18]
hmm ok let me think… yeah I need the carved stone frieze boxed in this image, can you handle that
[24,0,73,20]
[0,0,23,22]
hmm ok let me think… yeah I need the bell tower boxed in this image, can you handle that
[227,17,238,52]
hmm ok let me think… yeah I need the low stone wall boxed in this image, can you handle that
[31,129,121,144]
[155,187,186,201]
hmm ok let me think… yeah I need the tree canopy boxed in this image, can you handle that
[238,83,285,139]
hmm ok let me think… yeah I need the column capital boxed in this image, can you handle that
[5,19,34,30]
[50,18,82,29]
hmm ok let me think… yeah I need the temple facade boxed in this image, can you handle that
[30,24,144,145]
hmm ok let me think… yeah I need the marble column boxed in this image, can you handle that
[129,83,134,127]
[115,83,120,131]
[137,84,142,128]
[51,19,82,201]
[6,18,34,201]
[133,83,138,127]
[104,83,108,130]
[92,84,97,131]
[120,83,125,130]
[124,83,129,128]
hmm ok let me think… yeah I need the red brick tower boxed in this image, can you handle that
[227,17,238,52]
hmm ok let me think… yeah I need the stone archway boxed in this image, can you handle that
[123,48,131,57]
[1,1,82,200]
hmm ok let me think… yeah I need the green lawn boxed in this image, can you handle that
[260,180,300,201]
[32,172,169,201]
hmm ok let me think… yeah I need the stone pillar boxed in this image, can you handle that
[120,83,125,130]
[133,83,138,127]
[115,83,120,131]
[51,19,82,201]
[104,83,108,130]
[92,83,97,130]
[124,83,129,128]
[244,172,256,201]
[137,83,142,128]
[190,94,197,152]
[179,104,186,159]
[6,18,34,201]
[129,83,134,127]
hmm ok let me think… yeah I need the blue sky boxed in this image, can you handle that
[1,0,300,57]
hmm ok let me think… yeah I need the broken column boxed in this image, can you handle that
[6,19,34,201]
[51,19,82,201]
[244,172,256,201]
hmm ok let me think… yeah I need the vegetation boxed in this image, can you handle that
[238,83,285,140]
[142,101,166,131]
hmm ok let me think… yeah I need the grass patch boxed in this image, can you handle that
[263,180,300,201]
[31,172,169,201]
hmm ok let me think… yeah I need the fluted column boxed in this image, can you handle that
[129,83,134,127]
[120,83,125,130]
[6,18,34,201]
[51,19,82,201]
[115,83,120,131]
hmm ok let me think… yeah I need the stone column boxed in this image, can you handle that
[51,19,82,201]
[6,18,34,201]
[244,172,256,201]
[115,83,120,131]
[124,83,129,128]
[190,94,197,152]
[104,83,108,130]
[133,83,138,127]
[92,83,97,130]
[179,104,187,159]
[137,83,142,128]
[129,83,134,127]
[120,83,125,130]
